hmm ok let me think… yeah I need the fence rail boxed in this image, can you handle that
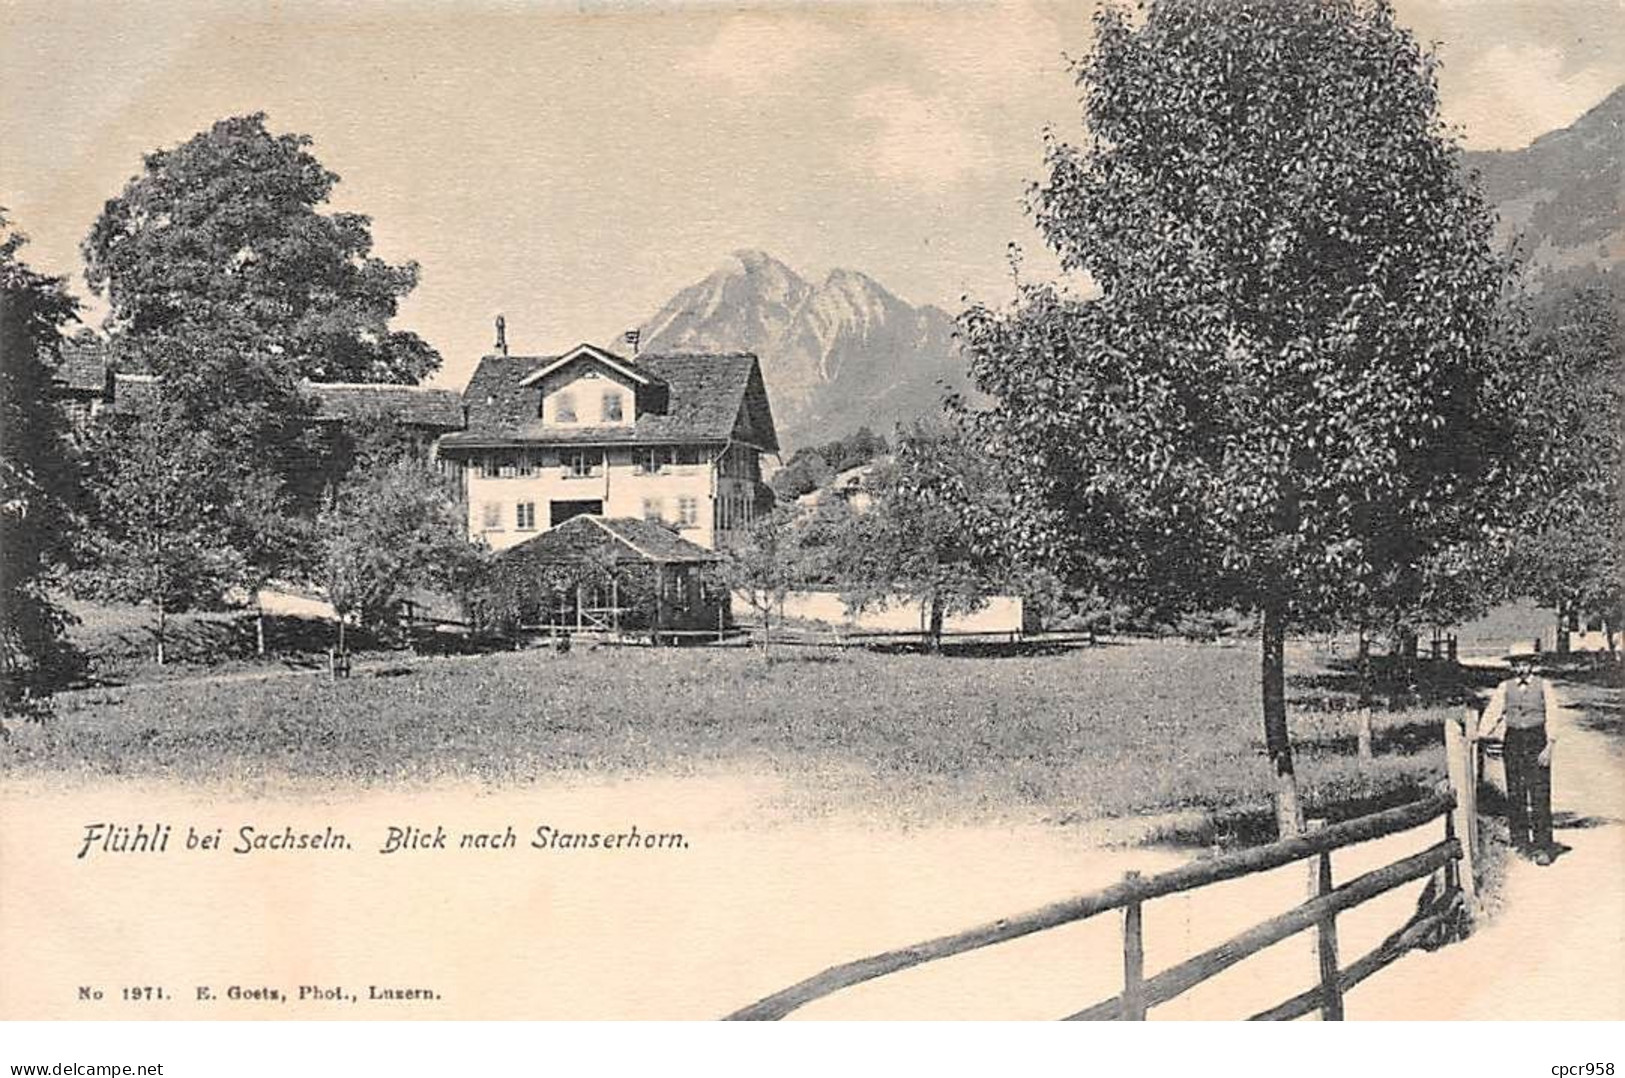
[1064,838,1457,1020]
[725,790,1458,1021]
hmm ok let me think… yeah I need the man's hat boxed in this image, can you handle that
[1505,640,1540,663]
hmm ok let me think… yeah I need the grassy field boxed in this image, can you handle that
[58,599,380,684]
[3,630,1460,834]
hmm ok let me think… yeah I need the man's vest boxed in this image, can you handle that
[1505,678,1548,730]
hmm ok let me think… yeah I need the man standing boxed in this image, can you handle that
[1478,642,1560,865]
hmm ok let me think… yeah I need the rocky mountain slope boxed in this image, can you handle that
[636,250,965,451]
[1463,84,1623,279]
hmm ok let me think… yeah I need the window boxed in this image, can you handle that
[516,502,536,530]
[635,446,672,474]
[601,391,623,422]
[676,446,709,467]
[642,497,664,523]
[477,455,498,479]
[565,449,601,478]
[515,452,533,478]
[677,495,698,528]
[555,391,577,423]
[480,502,501,530]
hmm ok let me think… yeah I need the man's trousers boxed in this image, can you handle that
[1503,725,1553,852]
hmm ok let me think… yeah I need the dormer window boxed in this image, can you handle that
[601,391,623,422]
[555,391,577,424]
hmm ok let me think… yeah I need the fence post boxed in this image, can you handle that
[1442,715,1478,901]
[1121,870,1147,1021]
[1461,704,1481,878]
[1307,819,1344,1021]
[1355,708,1373,762]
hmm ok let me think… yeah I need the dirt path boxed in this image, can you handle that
[1352,672,1625,1020]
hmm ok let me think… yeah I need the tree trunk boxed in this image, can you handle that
[928,596,944,654]
[256,605,267,657]
[762,610,772,661]
[155,597,167,666]
[1262,602,1304,838]
[338,616,346,654]
[1356,629,1373,709]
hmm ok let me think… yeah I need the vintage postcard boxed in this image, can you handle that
[1,0,1620,1033]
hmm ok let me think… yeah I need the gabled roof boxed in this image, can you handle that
[306,382,465,429]
[498,515,724,566]
[516,343,662,388]
[444,350,779,453]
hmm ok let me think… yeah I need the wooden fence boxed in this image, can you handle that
[727,771,1479,1021]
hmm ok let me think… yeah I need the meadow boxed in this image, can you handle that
[3,624,1466,836]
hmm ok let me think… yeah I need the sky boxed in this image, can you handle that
[2,0,1621,389]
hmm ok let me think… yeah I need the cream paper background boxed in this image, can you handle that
[2,1,1622,1023]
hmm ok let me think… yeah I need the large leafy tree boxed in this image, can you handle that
[960,0,1525,834]
[83,113,438,385]
[1,216,82,716]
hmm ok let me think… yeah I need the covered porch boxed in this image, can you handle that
[472,515,732,643]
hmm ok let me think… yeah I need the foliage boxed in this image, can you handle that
[721,507,806,652]
[959,0,1526,831]
[836,418,1019,647]
[1,216,83,714]
[83,113,439,385]
[769,426,891,500]
[76,114,445,619]
[1508,278,1623,637]
[317,452,482,645]
[76,402,250,663]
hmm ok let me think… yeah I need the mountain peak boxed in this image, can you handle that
[636,252,965,449]
[821,266,884,292]
[722,248,799,278]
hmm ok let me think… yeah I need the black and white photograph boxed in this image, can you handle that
[1,0,1621,1062]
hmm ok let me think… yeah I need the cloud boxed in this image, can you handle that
[1446,40,1624,147]
[849,81,994,191]
[682,14,841,93]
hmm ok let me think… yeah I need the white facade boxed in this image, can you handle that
[465,445,762,551]
[452,346,769,552]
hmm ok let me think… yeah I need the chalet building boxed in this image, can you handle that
[48,334,781,558]
[438,342,778,551]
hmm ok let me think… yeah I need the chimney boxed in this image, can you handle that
[494,314,508,356]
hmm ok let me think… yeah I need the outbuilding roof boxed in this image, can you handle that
[53,341,463,430]
[305,382,465,429]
